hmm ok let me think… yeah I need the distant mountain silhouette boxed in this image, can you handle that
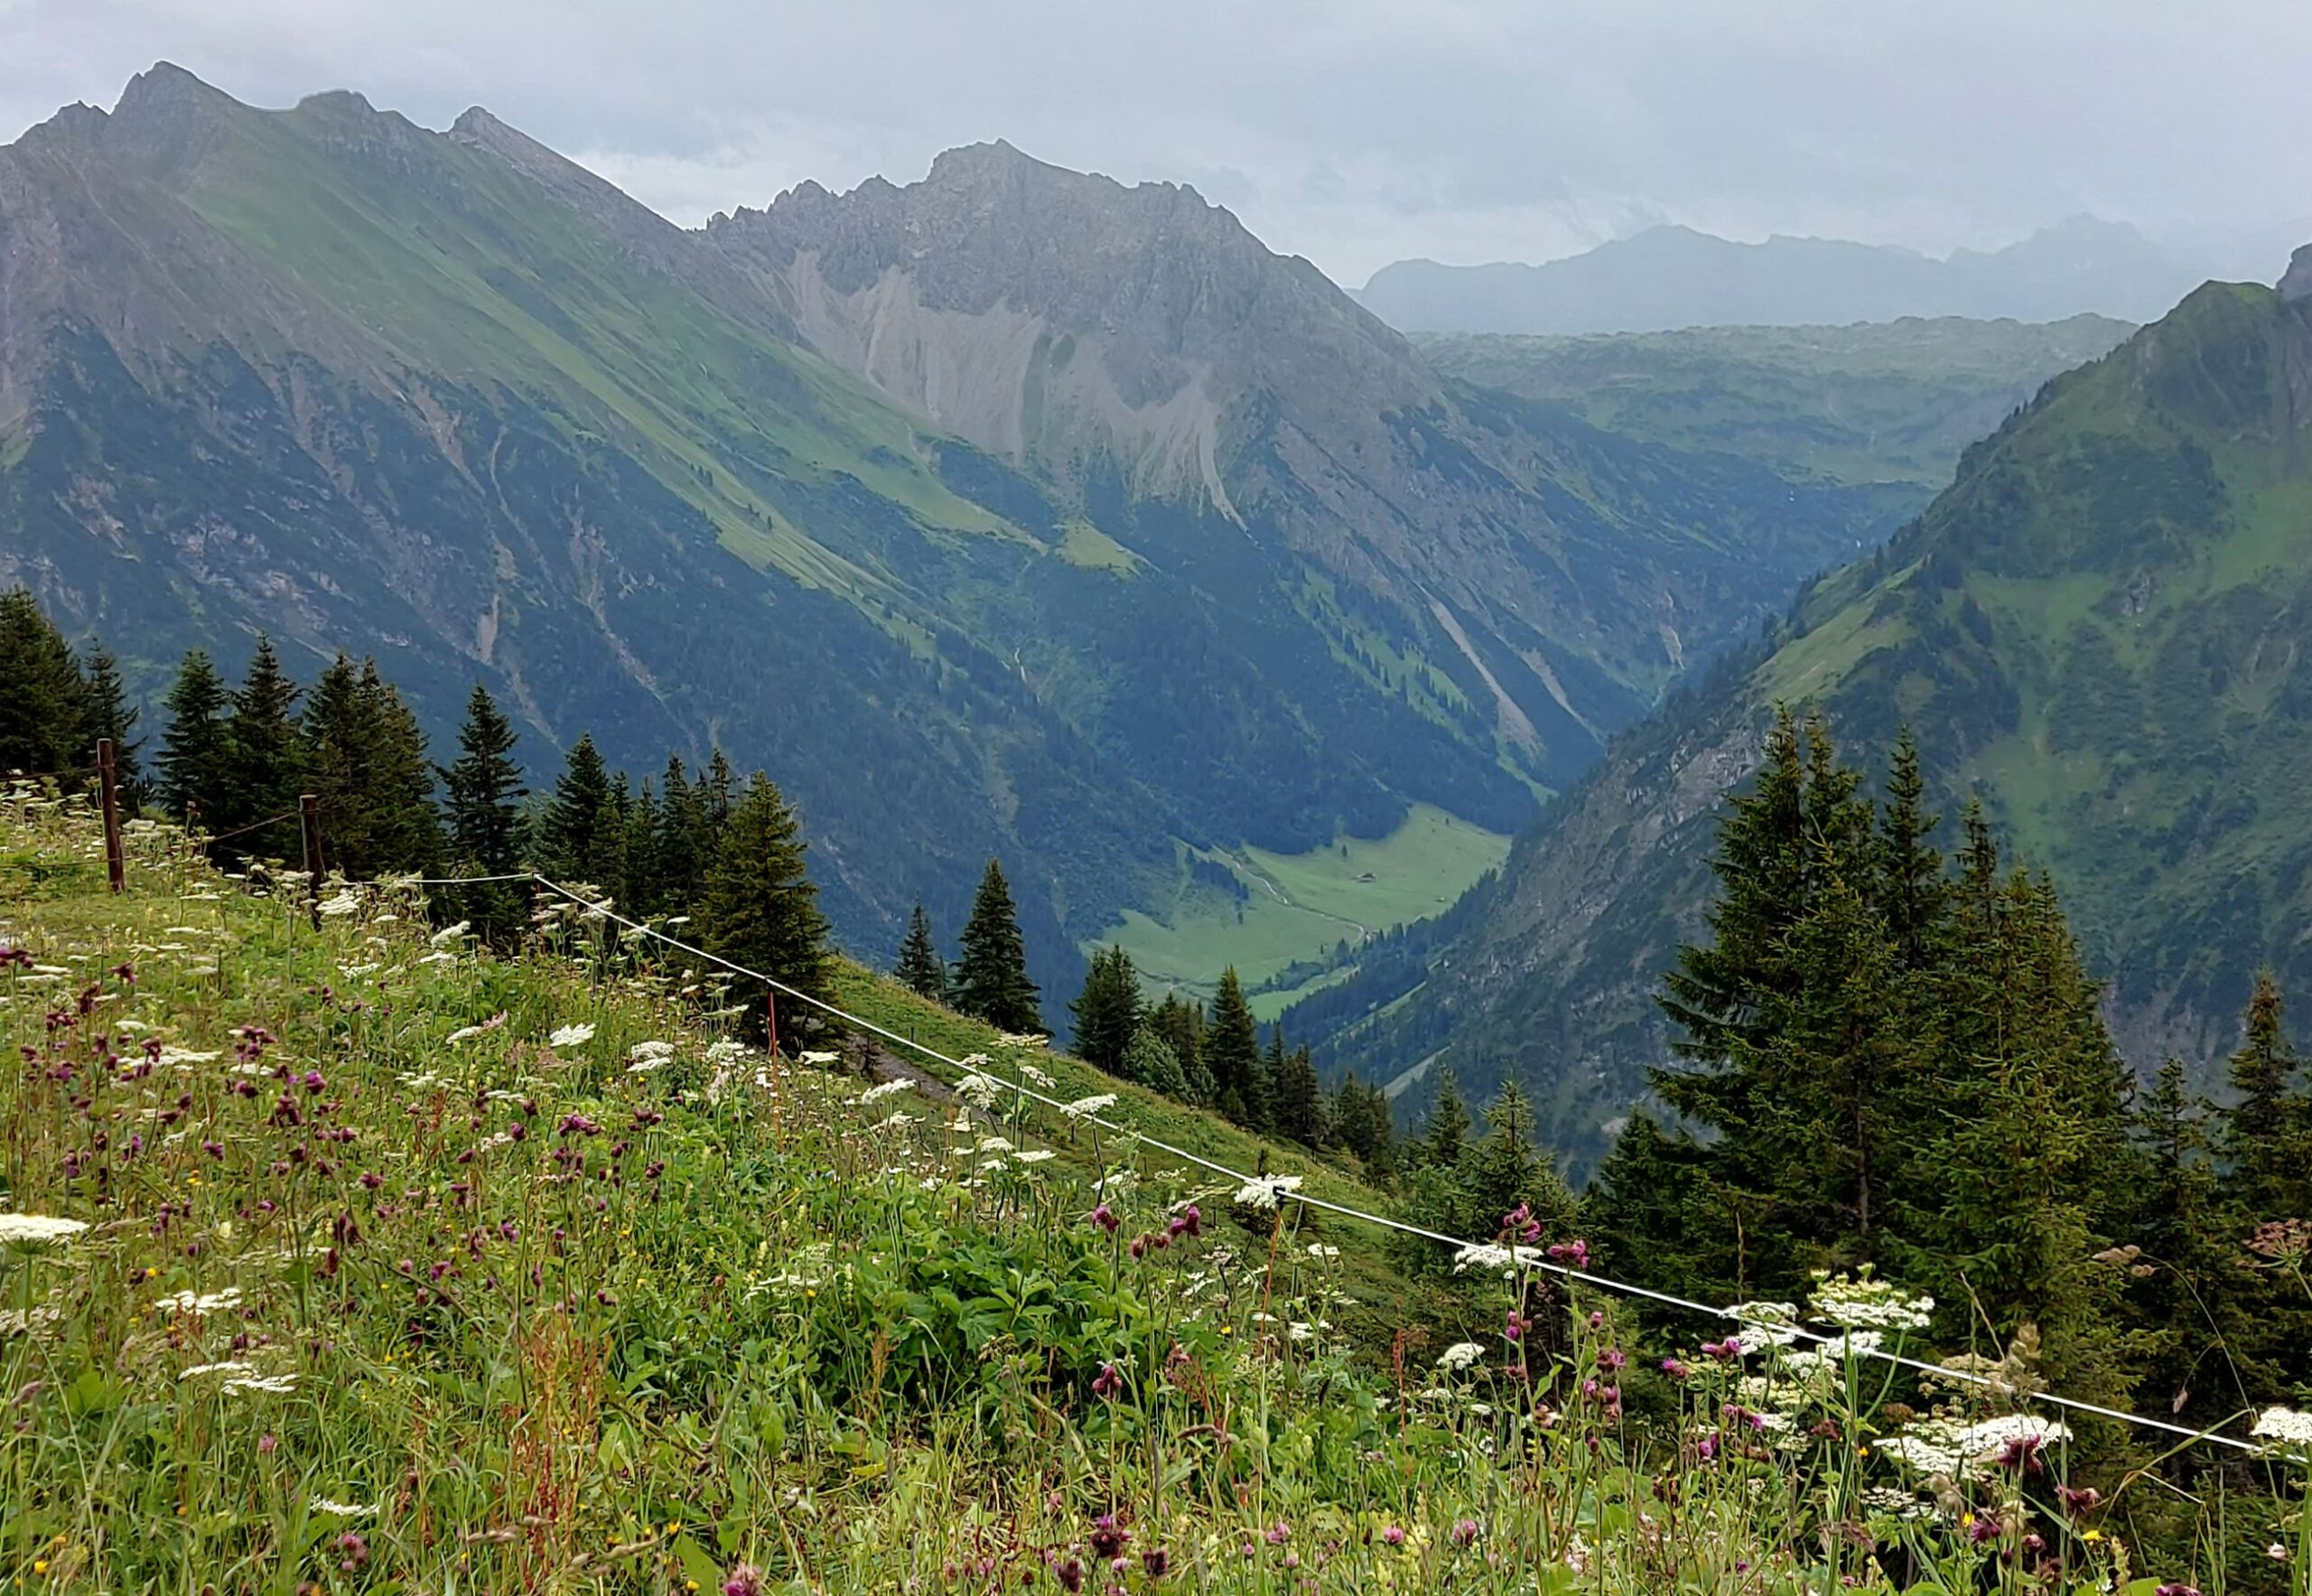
[1357,217,2214,333]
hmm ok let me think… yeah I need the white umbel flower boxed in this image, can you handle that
[0,1214,89,1249]
[2252,1406,2312,1453]
[1234,1174,1303,1211]
[547,1022,596,1049]
[1060,1093,1115,1120]
[1436,1341,1487,1371]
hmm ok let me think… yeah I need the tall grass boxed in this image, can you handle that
[0,787,2302,1592]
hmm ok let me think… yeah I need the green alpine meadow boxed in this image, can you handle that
[4,18,2312,1595]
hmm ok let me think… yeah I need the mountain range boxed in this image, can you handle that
[1294,246,2312,1175]
[1358,218,2219,336]
[0,66,1894,994]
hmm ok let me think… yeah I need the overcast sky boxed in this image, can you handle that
[5,0,2309,287]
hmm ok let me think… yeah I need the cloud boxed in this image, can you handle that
[5,0,2309,286]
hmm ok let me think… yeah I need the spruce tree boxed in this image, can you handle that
[1120,1025,1189,1097]
[1331,1074,1397,1181]
[225,637,304,860]
[158,650,234,826]
[1273,1041,1326,1149]
[894,903,949,1004]
[954,858,1041,1033]
[1150,994,1214,1106]
[1203,968,1264,1129]
[700,772,831,1041]
[1418,1068,1470,1170]
[0,587,88,780]
[301,658,439,879]
[539,734,618,891]
[2223,972,2299,1220]
[1459,1083,1578,1243]
[1875,730,1945,968]
[439,683,527,942]
[656,756,708,909]
[623,780,664,917]
[1070,946,1143,1075]
[77,643,142,805]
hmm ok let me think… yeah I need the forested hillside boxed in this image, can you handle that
[1299,257,2312,1168]
[0,66,1891,1004]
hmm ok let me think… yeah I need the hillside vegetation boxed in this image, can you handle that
[1416,316,2134,491]
[4,789,2307,1591]
[1303,274,2312,1164]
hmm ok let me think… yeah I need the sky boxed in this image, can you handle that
[4,0,2310,288]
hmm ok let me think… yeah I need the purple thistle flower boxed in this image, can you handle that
[1088,1514,1127,1560]
[1091,1362,1123,1400]
[722,1563,765,1596]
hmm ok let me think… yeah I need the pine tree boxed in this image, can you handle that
[1150,994,1214,1106]
[439,684,526,943]
[225,637,304,859]
[623,779,664,917]
[1458,1083,1578,1243]
[1273,1041,1326,1149]
[700,772,832,1041]
[353,662,441,877]
[954,858,1041,1032]
[1120,1025,1189,1097]
[656,755,708,910]
[301,658,439,879]
[894,903,948,1003]
[1203,968,1264,1129]
[539,734,619,895]
[157,650,234,826]
[1331,1073,1397,1181]
[2223,972,2299,1220]
[76,643,142,806]
[1418,1068,1470,1170]
[0,587,88,781]
[1070,946,1143,1075]
[1875,730,1946,968]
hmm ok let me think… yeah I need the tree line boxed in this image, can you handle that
[0,590,837,1041]
[1579,710,2311,1491]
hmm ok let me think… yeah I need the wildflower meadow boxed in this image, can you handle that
[1,785,2307,1593]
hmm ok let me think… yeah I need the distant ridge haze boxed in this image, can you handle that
[1356,217,2237,334]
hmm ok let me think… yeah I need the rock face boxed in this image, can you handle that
[1,64,1890,1004]
[1299,275,2312,1172]
[2280,243,2312,302]
[707,145,1897,779]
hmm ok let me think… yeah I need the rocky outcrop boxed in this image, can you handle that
[2281,243,2312,303]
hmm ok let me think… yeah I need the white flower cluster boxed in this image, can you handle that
[1877,1413,2070,1480]
[156,1288,242,1316]
[1435,1341,1487,1372]
[1060,1093,1115,1121]
[954,1073,1002,1114]
[627,1040,676,1073]
[2252,1405,2312,1455]
[1451,1242,1543,1277]
[1234,1174,1304,1212]
[0,1213,89,1249]
[858,1078,914,1105]
[1809,1268,1935,1331]
[427,920,471,947]
[547,1022,596,1049]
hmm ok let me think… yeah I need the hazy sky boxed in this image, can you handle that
[5,0,2309,286]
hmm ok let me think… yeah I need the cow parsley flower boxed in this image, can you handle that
[1809,1268,1934,1331]
[547,1022,596,1049]
[1436,1341,1487,1372]
[427,921,471,947]
[1060,1093,1116,1120]
[859,1079,914,1104]
[1235,1174,1303,1211]
[0,1214,89,1250]
[955,1073,1002,1112]
[156,1288,243,1315]
[310,1498,376,1518]
[1014,1149,1057,1164]
[2252,1406,2312,1455]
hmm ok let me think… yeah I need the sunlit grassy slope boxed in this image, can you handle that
[1090,805,1510,1010]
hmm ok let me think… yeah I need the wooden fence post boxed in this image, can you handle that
[299,793,323,927]
[96,738,125,893]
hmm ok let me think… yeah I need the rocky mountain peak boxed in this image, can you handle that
[2281,243,2312,303]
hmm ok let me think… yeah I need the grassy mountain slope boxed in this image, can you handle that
[1295,272,2312,1173]
[0,67,1895,1005]
[1415,316,2135,490]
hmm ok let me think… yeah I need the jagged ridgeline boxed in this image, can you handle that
[0,65,1892,999]
[1300,251,2312,1170]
